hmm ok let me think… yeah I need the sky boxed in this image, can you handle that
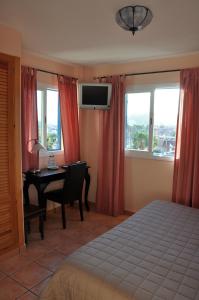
[46,90,59,126]
[37,90,59,126]
[127,88,180,126]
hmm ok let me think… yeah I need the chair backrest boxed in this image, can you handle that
[63,162,86,203]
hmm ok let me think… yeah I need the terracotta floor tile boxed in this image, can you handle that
[31,275,52,296]
[0,254,32,275]
[93,225,112,235]
[59,228,85,241]
[35,250,65,272]
[17,291,39,299]
[0,271,6,280]
[44,219,63,231]
[33,231,64,249]
[11,262,52,289]
[72,221,98,233]
[55,239,83,255]
[21,242,50,260]
[0,277,27,299]
[87,213,110,221]
[77,231,101,244]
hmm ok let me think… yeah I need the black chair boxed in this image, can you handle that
[24,204,45,244]
[44,162,86,229]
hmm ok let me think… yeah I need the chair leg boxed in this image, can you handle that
[27,220,31,233]
[39,215,44,240]
[24,221,28,245]
[43,198,47,221]
[61,203,66,229]
[79,197,84,221]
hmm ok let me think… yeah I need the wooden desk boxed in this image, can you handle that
[23,166,90,211]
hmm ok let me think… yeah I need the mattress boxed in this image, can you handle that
[41,200,199,300]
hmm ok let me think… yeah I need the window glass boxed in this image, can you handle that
[37,88,61,151]
[125,86,179,159]
[153,88,179,157]
[37,90,43,144]
[126,92,150,151]
[46,90,61,151]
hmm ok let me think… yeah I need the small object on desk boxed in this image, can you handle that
[47,166,59,170]
[48,154,58,170]
[29,169,41,174]
[62,165,69,169]
[29,140,47,173]
[62,161,86,169]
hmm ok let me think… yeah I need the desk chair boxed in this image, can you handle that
[44,162,86,229]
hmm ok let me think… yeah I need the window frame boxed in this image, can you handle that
[37,86,62,153]
[125,83,180,161]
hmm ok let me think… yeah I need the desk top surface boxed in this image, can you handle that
[25,167,67,179]
[24,162,89,180]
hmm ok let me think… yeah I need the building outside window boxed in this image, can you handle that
[125,86,180,158]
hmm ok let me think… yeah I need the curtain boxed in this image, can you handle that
[57,75,80,163]
[172,67,199,208]
[96,76,125,216]
[21,66,38,172]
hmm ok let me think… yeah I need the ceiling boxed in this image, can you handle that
[0,0,199,65]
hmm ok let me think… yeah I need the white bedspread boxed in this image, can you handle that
[41,200,199,300]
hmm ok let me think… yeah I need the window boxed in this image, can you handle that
[37,88,61,151]
[125,86,179,158]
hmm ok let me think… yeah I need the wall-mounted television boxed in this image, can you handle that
[79,83,112,110]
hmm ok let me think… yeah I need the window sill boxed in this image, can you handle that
[125,150,174,162]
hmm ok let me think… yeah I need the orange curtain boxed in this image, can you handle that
[21,66,38,172]
[57,75,80,163]
[172,67,199,208]
[96,76,125,216]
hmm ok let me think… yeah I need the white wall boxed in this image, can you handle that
[125,157,174,212]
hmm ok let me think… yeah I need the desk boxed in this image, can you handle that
[23,166,90,212]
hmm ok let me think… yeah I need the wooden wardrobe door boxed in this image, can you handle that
[0,56,19,254]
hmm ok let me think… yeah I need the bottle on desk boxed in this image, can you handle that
[47,154,58,170]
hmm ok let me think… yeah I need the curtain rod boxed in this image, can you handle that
[37,68,78,80]
[94,68,181,79]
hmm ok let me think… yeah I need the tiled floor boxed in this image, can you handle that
[0,205,128,299]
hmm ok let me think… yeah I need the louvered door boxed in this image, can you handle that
[0,55,19,254]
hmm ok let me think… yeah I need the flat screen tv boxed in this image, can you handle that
[79,83,112,110]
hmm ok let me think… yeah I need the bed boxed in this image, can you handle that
[41,200,199,300]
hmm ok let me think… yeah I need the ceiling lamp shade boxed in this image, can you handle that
[115,5,153,35]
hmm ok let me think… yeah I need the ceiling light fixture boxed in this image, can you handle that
[115,5,153,35]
